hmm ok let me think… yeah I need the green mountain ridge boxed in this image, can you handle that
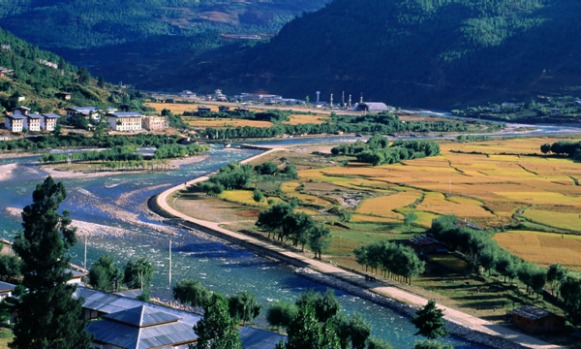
[0,27,134,114]
[180,0,581,108]
[0,0,330,88]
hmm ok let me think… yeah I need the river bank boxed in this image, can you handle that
[150,146,562,349]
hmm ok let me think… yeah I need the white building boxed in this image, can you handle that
[142,115,168,131]
[42,113,60,131]
[4,113,25,132]
[26,113,42,131]
[106,112,143,132]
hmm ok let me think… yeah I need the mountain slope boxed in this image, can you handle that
[0,0,330,88]
[0,28,133,113]
[185,0,581,108]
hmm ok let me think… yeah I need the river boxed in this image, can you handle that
[0,139,493,348]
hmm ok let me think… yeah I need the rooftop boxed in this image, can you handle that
[512,306,554,321]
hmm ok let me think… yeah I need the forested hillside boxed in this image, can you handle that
[0,28,134,113]
[184,0,581,108]
[0,0,330,88]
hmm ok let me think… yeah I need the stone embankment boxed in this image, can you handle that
[150,147,563,349]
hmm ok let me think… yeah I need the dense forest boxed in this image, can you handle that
[0,27,137,113]
[182,0,581,109]
[0,0,329,89]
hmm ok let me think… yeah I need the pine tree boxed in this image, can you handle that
[194,293,243,349]
[412,300,448,340]
[11,176,91,349]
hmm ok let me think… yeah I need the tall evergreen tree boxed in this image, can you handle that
[194,293,243,349]
[11,176,91,349]
[412,300,448,340]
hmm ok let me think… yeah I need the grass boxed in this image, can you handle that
[522,209,581,231]
[0,328,12,349]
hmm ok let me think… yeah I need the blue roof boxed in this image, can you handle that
[42,113,60,119]
[75,287,285,349]
[27,113,42,119]
[108,112,143,118]
[105,305,181,327]
[0,281,16,292]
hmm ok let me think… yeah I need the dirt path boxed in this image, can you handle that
[154,147,562,349]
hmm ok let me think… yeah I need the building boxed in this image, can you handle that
[0,66,14,77]
[56,92,72,101]
[512,306,566,334]
[4,112,25,132]
[234,93,283,104]
[66,107,98,121]
[106,112,143,132]
[353,102,393,113]
[142,115,168,131]
[0,281,16,301]
[41,113,60,131]
[197,106,212,116]
[25,113,42,132]
[75,287,285,349]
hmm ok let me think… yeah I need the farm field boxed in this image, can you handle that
[172,137,581,324]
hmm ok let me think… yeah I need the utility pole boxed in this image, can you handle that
[168,239,172,300]
[83,235,87,270]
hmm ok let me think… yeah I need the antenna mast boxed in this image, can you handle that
[168,239,172,300]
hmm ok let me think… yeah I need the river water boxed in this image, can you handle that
[0,139,494,348]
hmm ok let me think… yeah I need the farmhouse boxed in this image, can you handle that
[197,106,212,116]
[0,66,14,77]
[512,306,565,334]
[76,287,285,349]
[106,111,143,132]
[56,92,72,100]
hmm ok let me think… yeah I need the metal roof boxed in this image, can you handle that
[27,113,42,119]
[42,113,60,118]
[75,287,286,349]
[105,305,181,327]
[88,313,196,349]
[68,107,96,115]
[108,112,143,118]
[512,306,553,321]
[0,281,16,292]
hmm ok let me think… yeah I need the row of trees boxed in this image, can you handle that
[331,137,441,166]
[540,140,581,160]
[256,202,331,259]
[428,215,581,324]
[200,161,298,196]
[202,112,494,140]
[353,241,425,285]
[87,255,154,299]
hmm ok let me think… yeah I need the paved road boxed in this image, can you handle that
[154,148,563,349]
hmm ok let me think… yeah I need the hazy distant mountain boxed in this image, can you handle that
[182,0,581,108]
[0,0,330,87]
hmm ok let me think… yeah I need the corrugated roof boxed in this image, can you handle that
[42,113,60,118]
[0,281,16,292]
[88,314,196,349]
[105,305,181,327]
[27,113,42,119]
[513,306,553,321]
[109,112,143,118]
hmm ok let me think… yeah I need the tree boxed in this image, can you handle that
[349,313,371,349]
[11,176,91,349]
[367,338,394,349]
[256,202,294,240]
[283,303,324,349]
[559,276,581,325]
[194,293,243,349]
[173,279,210,309]
[124,258,154,294]
[228,291,261,325]
[0,254,21,282]
[404,211,418,226]
[540,143,551,154]
[267,300,298,331]
[308,223,331,259]
[253,189,265,203]
[411,300,448,340]
[413,340,454,349]
[88,254,122,292]
[546,263,567,296]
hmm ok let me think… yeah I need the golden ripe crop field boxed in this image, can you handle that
[356,191,421,218]
[494,231,581,270]
[289,137,581,230]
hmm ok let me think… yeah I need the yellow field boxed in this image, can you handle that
[184,117,274,128]
[522,209,581,231]
[290,137,581,228]
[494,231,581,270]
[286,114,330,125]
[356,191,421,218]
[146,102,220,114]
[219,190,271,207]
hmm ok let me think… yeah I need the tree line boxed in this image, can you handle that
[428,215,581,325]
[540,140,581,160]
[331,136,440,166]
[202,112,496,140]
[199,161,298,196]
[353,241,425,285]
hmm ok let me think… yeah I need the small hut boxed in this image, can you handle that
[512,306,565,334]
